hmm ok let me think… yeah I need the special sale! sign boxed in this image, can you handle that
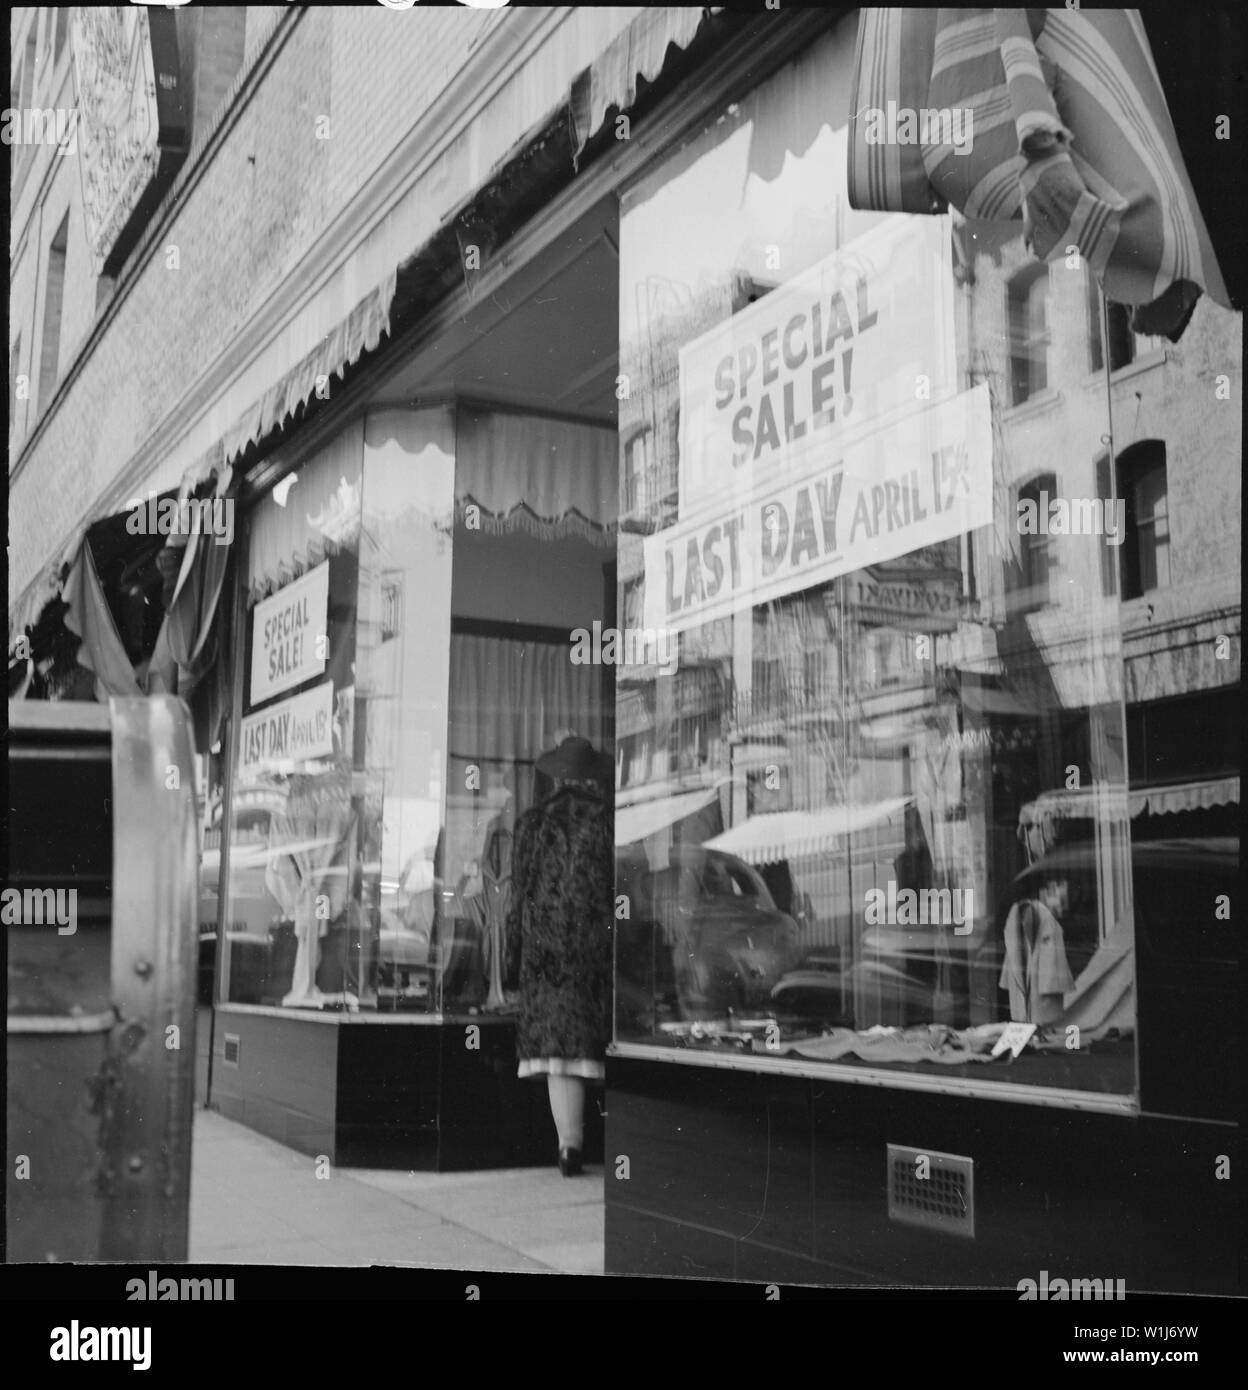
[677,218,956,519]
[250,561,329,707]
[643,385,992,635]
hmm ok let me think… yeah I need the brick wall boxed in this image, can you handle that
[9,5,625,600]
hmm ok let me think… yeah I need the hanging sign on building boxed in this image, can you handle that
[250,561,330,706]
[844,567,963,633]
[71,6,188,277]
[677,218,956,519]
[238,681,336,781]
[643,384,992,635]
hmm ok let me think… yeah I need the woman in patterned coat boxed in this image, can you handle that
[504,736,613,1176]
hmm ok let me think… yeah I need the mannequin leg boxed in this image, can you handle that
[546,1074,585,1150]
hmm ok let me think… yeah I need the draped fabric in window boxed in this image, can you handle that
[454,407,616,547]
[448,632,603,783]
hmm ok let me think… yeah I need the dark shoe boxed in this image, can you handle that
[558,1146,583,1177]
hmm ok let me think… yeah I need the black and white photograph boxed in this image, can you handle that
[5,0,1243,1343]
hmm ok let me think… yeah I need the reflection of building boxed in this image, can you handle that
[962,233,1240,833]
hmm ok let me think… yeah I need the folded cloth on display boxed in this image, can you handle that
[1051,921,1135,1041]
[786,1023,1006,1066]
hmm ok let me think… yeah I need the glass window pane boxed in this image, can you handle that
[357,408,456,1013]
[615,24,1138,1099]
[224,423,364,1009]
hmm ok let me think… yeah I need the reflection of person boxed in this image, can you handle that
[999,891,1074,1025]
[504,736,613,1177]
[894,804,933,892]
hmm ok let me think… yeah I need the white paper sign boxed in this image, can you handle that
[239,681,335,780]
[643,384,992,635]
[250,561,329,706]
[677,218,956,520]
[991,1022,1037,1059]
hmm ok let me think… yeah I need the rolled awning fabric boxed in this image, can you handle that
[62,535,144,700]
[847,8,1230,339]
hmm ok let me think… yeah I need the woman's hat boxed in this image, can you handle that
[536,735,612,784]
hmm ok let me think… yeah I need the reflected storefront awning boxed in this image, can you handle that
[705,796,911,866]
[1020,776,1239,831]
[616,786,721,847]
[1133,776,1239,817]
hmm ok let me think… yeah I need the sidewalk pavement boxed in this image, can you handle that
[188,1107,604,1275]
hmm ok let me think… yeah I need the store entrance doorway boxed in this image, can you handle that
[369,195,620,1165]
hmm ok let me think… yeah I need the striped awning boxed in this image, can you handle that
[1020,776,1239,829]
[847,8,1231,339]
[570,6,719,158]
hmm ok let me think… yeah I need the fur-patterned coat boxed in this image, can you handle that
[504,785,613,1062]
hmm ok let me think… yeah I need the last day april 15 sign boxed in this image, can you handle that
[250,561,329,706]
[643,385,992,635]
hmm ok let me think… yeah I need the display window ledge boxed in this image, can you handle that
[213,1002,520,1026]
[606,1041,1139,1115]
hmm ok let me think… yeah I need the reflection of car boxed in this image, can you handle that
[197,840,284,1004]
[649,846,801,1019]
[771,957,944,1025]
[376,853,434,1005]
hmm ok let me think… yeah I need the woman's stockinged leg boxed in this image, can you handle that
[546,1074,585,1150]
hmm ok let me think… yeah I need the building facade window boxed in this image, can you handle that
[1008,263,1051,404]
[1016,473,1056,609]
[38,213,69,416]
[1087,274,1165,373]
[1119,442,1170,598]
[623,425,651,518]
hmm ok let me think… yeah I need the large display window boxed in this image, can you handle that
[218,404,615,1016]
[613,25,1140,1099]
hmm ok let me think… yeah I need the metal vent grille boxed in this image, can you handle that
[887,1144,974,1238]
[222,1033,240,1067]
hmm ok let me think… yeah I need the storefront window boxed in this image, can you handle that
[614,24,1137,1098]
[223,422,366,1008]
[357,408,456,1013]
[219,401,616,1015]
